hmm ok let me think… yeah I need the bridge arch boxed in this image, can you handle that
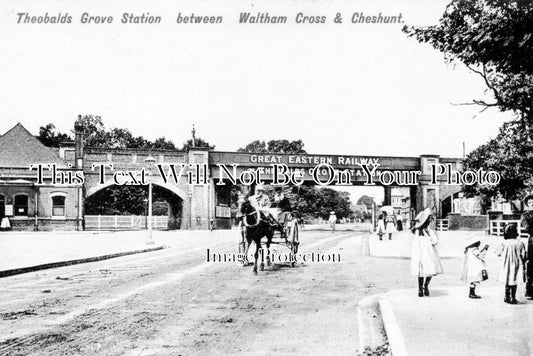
[84,182,189,230]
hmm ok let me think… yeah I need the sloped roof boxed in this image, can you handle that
[0,123,66,168]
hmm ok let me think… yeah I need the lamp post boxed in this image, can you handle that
[145,154,156,245]
[188,191,192,230]
[143,198,148,229]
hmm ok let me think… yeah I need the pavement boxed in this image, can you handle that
[366,229,533,356]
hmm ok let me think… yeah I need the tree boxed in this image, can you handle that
[464,120,533,199]
[403,0,533,126]
[403,0,533,198]
[39,115,180,150]
[37,124,72,147]
[237,140,267,153]
[180,137,215,151]
[76,115,112,148]
[238,139,307,154]
[153,137,176,150]
[278,185,353,220]
[356,195,376,210]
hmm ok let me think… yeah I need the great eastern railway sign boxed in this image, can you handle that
[208,151,467,186]
[210,151,421,170]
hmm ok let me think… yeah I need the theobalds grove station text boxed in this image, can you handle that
[15,12,404,25]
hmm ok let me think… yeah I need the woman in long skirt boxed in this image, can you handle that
[411,208,443,297]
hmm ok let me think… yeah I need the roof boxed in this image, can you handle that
[0,123,66,168]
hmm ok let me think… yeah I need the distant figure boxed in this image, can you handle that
[377,214,385,240]
[461,237,489,299]
[521,194,533,299]
[495,224,526,304]
[384,212,397,240]
[396,214,403,231]
[411,208,443,297]
[328,211,337,233]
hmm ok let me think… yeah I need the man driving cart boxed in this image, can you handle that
[248,184,293,238]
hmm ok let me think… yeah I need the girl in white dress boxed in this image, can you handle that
[411,208,443,297]
[461,237,489,299]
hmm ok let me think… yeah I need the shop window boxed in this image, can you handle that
[52,196,66,217]
[14,194,28,216]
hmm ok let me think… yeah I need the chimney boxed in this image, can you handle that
[74,115,84,169]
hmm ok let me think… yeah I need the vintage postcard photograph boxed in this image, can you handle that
[0,0,532,355]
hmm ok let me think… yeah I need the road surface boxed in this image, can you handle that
[0,229,463,355]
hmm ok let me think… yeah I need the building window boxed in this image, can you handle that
[14,194,28,216]
[52,196,66,217]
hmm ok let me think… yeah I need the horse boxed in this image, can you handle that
[239,200,278,274]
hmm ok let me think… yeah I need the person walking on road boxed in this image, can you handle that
[396,213,403,231]
[410,208,443,297]
[521,194,533,299]
[461,237,489,299]
[377,214,385,240]
[495,224,526,304]
[328,211,337,233]
[384,212,397,240]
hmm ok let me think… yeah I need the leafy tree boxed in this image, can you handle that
[153,137,176,150]
[238,140,267,153]
[180,137,215,151]
[356,195,376,210]
[278,185,353,220]
[266,139,307,154]
[84,185,169,215]
[37,124,72,147]
[238,139,307,154]
[403,0,533,125]
[404,0,533,198]
[71,115,176,150]
[463,120,533,199]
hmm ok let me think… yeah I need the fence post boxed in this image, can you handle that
[115,215,118,230]
[98,215,101,231]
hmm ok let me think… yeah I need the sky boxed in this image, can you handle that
[0,0,514,202]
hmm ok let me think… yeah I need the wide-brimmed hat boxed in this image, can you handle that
[464,236,481,249]
[524,194,533,204]
[255,184,265,191]
[414,208,433,229]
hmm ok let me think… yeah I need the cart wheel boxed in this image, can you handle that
[290,222,299,266]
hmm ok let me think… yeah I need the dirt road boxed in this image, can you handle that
[0,229,464,355]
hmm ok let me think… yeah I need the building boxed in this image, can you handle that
[0,124,82,231]
[0,120,464,231]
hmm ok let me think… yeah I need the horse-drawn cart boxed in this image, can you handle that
[238,210,300,270]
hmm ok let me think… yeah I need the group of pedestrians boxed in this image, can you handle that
[409,194,533,304]
[376,212,402,240]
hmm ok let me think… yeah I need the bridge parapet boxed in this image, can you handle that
[81,148,188,172]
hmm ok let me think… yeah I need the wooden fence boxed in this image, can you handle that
[436,219,449,231]
[85,215,168,231]
[489,220,529,238]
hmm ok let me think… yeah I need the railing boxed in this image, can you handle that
[85,215,168,231]
[436,219,449,231]
[489,220,529,238]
